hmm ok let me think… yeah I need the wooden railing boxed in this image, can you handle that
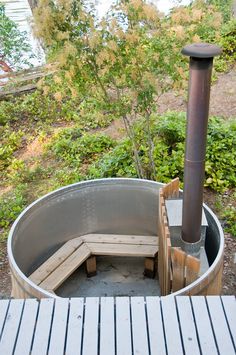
[0,63,57,98]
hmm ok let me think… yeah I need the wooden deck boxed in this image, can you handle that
[0,296,235,354]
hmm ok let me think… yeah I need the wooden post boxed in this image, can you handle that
[144,257,157,278]
[86,256,97,277]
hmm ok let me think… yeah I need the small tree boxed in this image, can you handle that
[33,0,225,179]
[0,4,34,70]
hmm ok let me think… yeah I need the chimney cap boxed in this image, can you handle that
[182,43,222,58]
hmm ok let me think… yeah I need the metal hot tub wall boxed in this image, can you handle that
[7,178,224,298]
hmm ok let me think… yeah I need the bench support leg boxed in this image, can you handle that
[144,257,157,278]
[86,256,97,277]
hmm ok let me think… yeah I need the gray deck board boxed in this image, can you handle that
[65,298,84,355]
[31,298,54,355]
[116,297,132,355]
[48,298,69,355]
[0,299,24,355]
[0,299,9,338]
[100,297,115,355]
[82,297,99,355]
[14,299,39,355]
[146,296,166,355]
[161,296,184,355]
[206,295,236,355]
[0,296,235,355]
[221,295,236,350]
[176,296,201,355]
[131,296,149,355]
[191,296,218,355]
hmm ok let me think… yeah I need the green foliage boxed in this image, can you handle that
[6,159,53,185]
[218,20,236,68]
[206,0,233,22]
[78,99,114,129]
[0,91,114,129]
[214,191,236,237]
[88,112,236,192]
[51,167,82,188]
[0,4,34,69]
[0,127,24,171]
[0,185,27,232]
[49,128,115,166]
[88,139,137,178]
[0,91,77,126]
[205,117,236,191]
[222,205,236,236]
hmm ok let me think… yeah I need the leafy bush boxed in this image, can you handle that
[88,139,137,178]
[0,90,114,129]
[0,185,26,231]
[49,128,116,166]
[0,127,24,172]
[88,112,236,192]
[205,117,236,190]
[0,92,79,126]
[51,167,82,188]
[222,205,236,236]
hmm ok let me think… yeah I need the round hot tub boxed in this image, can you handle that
[8,178,224,298]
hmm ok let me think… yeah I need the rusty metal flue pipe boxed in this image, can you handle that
[181,43,221,251]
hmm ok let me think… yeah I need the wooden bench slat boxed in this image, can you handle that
[87,242,158,257]
[100,297,115,355]
[146,297,166,354]
[31,299,55,355]
[0,299,24,355]
[82,234,158,245]
[14,299,39,355]
[131,297,149,355]
[40,244,91,291]
[30,238,83,285]
[82,298,99,355]
[30,234,158,290]
[65,298,84,355]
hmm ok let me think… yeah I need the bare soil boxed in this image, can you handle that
[0,68,235,298]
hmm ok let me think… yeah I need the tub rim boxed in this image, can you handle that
[7,177,224,298]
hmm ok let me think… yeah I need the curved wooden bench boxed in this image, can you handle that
[29,234,159,293]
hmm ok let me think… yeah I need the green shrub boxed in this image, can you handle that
[51,167,82,188]
[88,139,137,178]
[0,91,81,126]
[49,128,116,166]
[205,117,236,191]
[87,112,236,192]
[222,206,236,236]
[0,185,27,232]
[0,127,24,172]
